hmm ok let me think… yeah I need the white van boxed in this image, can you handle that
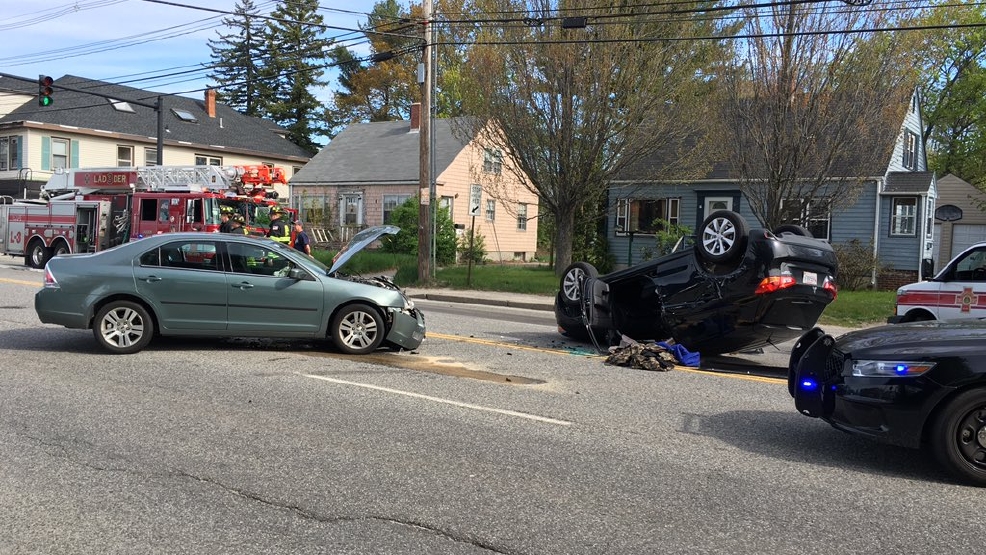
[890,242,986,322]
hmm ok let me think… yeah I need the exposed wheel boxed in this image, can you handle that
[930,389,986,487]
[559,262,597,306]
[698,210,748,264]
[26,239,51,269]
[93,301,155,355]
[331,303,385,355]
[773,224,813,238]
[52,242,70,257]
[901,311,934,323]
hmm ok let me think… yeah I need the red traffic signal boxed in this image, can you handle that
[38,75,54,107]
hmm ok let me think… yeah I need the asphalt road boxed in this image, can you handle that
[0,255,982,554]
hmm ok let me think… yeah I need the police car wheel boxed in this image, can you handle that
[93,301,155,355]
[331,303,385,355]
[931,388,986,487]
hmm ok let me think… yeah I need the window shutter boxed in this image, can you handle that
[41,136,51,171]
[71,140,80,168]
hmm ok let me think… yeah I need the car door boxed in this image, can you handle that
[937,246,986,320]
[133,239,228,330]
[224,240,325,334]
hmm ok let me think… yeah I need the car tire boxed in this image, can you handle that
[930,388,986,487]
[93,301,155,355]
[697,210,748,264]
[331,303,385,355]
[773,224,813,238]
[559,262,597,306]
[52,241,70,257]
[27,239,51,269]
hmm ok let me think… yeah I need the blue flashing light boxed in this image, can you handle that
[800,379,818,391]
[894,364,908,375]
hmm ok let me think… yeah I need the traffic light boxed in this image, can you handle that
[38,75,54,107]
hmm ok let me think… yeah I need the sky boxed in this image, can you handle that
[0,0,384,102]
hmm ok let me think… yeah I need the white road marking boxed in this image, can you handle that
[299,373,572,426]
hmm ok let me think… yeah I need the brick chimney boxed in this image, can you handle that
[205,88,217,118]
[409,102,420,132]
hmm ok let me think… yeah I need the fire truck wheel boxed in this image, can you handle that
[52,242,70,257]
[330,303,385,355]
[93,301,155,355]
[26,240,51,269]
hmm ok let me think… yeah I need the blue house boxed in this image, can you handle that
[606,90,936,290]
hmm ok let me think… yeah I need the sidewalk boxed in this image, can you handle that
[403,286,555,312]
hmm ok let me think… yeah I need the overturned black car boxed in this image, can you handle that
[554,210,838,355]
[789,321,986,486]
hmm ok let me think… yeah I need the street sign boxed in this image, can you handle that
[469,184,482,216]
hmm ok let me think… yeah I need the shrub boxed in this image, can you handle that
[457,228,487,264]
[381,197,457,265]
[831,238,881,291]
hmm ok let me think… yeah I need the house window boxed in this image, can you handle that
[382,194,411,224]
[0,136,19,171]
[485,199,496,221]
[615,197,681,235]
[440,196,454,221]
[195,154,222,166]
[483,148,502,174]
[117,146,134,167]
[926,198,934,239]
[51,138,70,170]
[517,203,528,230]
[144,148,158,166]
[891,197,917,236]
[903,131,918,170]
[172,109,198,123]
[780,198,831,241]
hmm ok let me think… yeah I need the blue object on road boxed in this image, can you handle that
[657,341,700,367]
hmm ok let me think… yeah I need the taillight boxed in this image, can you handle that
[823,279,838,300]
[755,275,796,295]
[43,267,59,289]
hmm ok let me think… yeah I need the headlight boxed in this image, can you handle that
[851,360,935,377]
[403,296,415,311]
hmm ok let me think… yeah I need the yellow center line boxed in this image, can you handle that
[0,277,41,287]
[426,331,787,384]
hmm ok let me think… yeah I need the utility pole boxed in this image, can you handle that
[417,0,433,283]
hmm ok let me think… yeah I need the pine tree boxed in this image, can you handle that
[264,0,332,153]
[207,0,273,117]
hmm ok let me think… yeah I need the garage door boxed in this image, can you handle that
[951,224,986,259]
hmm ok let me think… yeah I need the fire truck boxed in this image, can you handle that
[0,165,294,268]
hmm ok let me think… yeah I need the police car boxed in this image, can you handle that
[890,241,986,323]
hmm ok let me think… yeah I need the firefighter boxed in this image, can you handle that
[228,214,249,235]
[219,210,233,233]
[265,207,290,244]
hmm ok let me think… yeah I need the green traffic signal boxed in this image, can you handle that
[38,75,53,107]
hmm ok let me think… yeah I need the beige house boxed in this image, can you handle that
[0,75,311,199]
[290,104,539,261]
[932,173,986,268]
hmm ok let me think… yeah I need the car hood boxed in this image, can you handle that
[834,319,986,357]
[329,225,400,274]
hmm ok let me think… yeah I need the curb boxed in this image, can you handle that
[406,291,554,312]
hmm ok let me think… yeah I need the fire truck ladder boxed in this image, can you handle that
[135,166,236,192]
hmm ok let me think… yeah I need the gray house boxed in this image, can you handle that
[607,89,936,290]
[932,173,986,267]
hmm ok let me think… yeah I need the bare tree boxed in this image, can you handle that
[717,1,919,229]
[454,0,732,274]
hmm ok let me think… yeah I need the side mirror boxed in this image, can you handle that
[288,267,309,281]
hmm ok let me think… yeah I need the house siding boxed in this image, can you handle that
[934,174,986,263]
[6,128,299,198]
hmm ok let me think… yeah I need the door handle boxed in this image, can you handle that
[233,282,254,289]
[141,276,162,282]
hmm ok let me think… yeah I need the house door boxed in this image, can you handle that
[705,196,733,214]
[339,193,363,226]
